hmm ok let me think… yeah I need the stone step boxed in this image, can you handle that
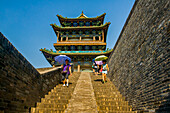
[51,88,74,92]
[93,87,117,90]
[31,108,64,113]
[95,95,125,99]
[94,91,121,95]
[96,101,129,106]
[94,91,120,95]
[53,86,73,89]
[96,96,125,100]
[92,81,114,86]
[98,105,132,111]
[93,89,119,92]
[45,94,71,100]
[53,87,75,90]
[48,92,72,97]
[95,93,123,98]
[98,110,137,113]
[36,103,67,109]
[48,91,71,95]
[94,92,122,96]
[52,86,74,89]
[93,86,117,89]
[41,98,69,104]
[92,80,113,83]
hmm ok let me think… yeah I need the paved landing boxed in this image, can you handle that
[65,72,98,113]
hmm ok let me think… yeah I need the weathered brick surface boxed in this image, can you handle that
[108,0,169,112]
[0,32,62,113]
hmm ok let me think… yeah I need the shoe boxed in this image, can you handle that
[102,80,104,84]
[66,84,69,87]
[63,84,66,86]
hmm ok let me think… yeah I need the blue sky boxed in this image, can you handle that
[0,0,135,68]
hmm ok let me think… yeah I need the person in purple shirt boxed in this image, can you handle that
[61,59,72,87]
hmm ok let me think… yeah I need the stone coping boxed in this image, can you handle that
[38,66,62,74]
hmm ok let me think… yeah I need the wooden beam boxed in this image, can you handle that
[42,51,112,56]
[54,42,106,46]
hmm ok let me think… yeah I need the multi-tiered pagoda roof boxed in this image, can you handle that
[40,12,112,71]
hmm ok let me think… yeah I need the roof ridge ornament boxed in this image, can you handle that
[77,11,88,18]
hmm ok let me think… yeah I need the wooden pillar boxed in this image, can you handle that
[66,36,68,41]
[93,36,95,41]
[57,32,59,42]
[102,30,104,42]
[78,65,80,72]
[99,36,101,41]
[80,36,82,41]
[61,37,63,42]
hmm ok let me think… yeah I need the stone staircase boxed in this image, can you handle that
[31,72,137,113]
[90,73,137,113]
[31,72,80,113]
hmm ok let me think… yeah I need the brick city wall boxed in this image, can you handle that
[108,0,169,112]
[0,32,62,113]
